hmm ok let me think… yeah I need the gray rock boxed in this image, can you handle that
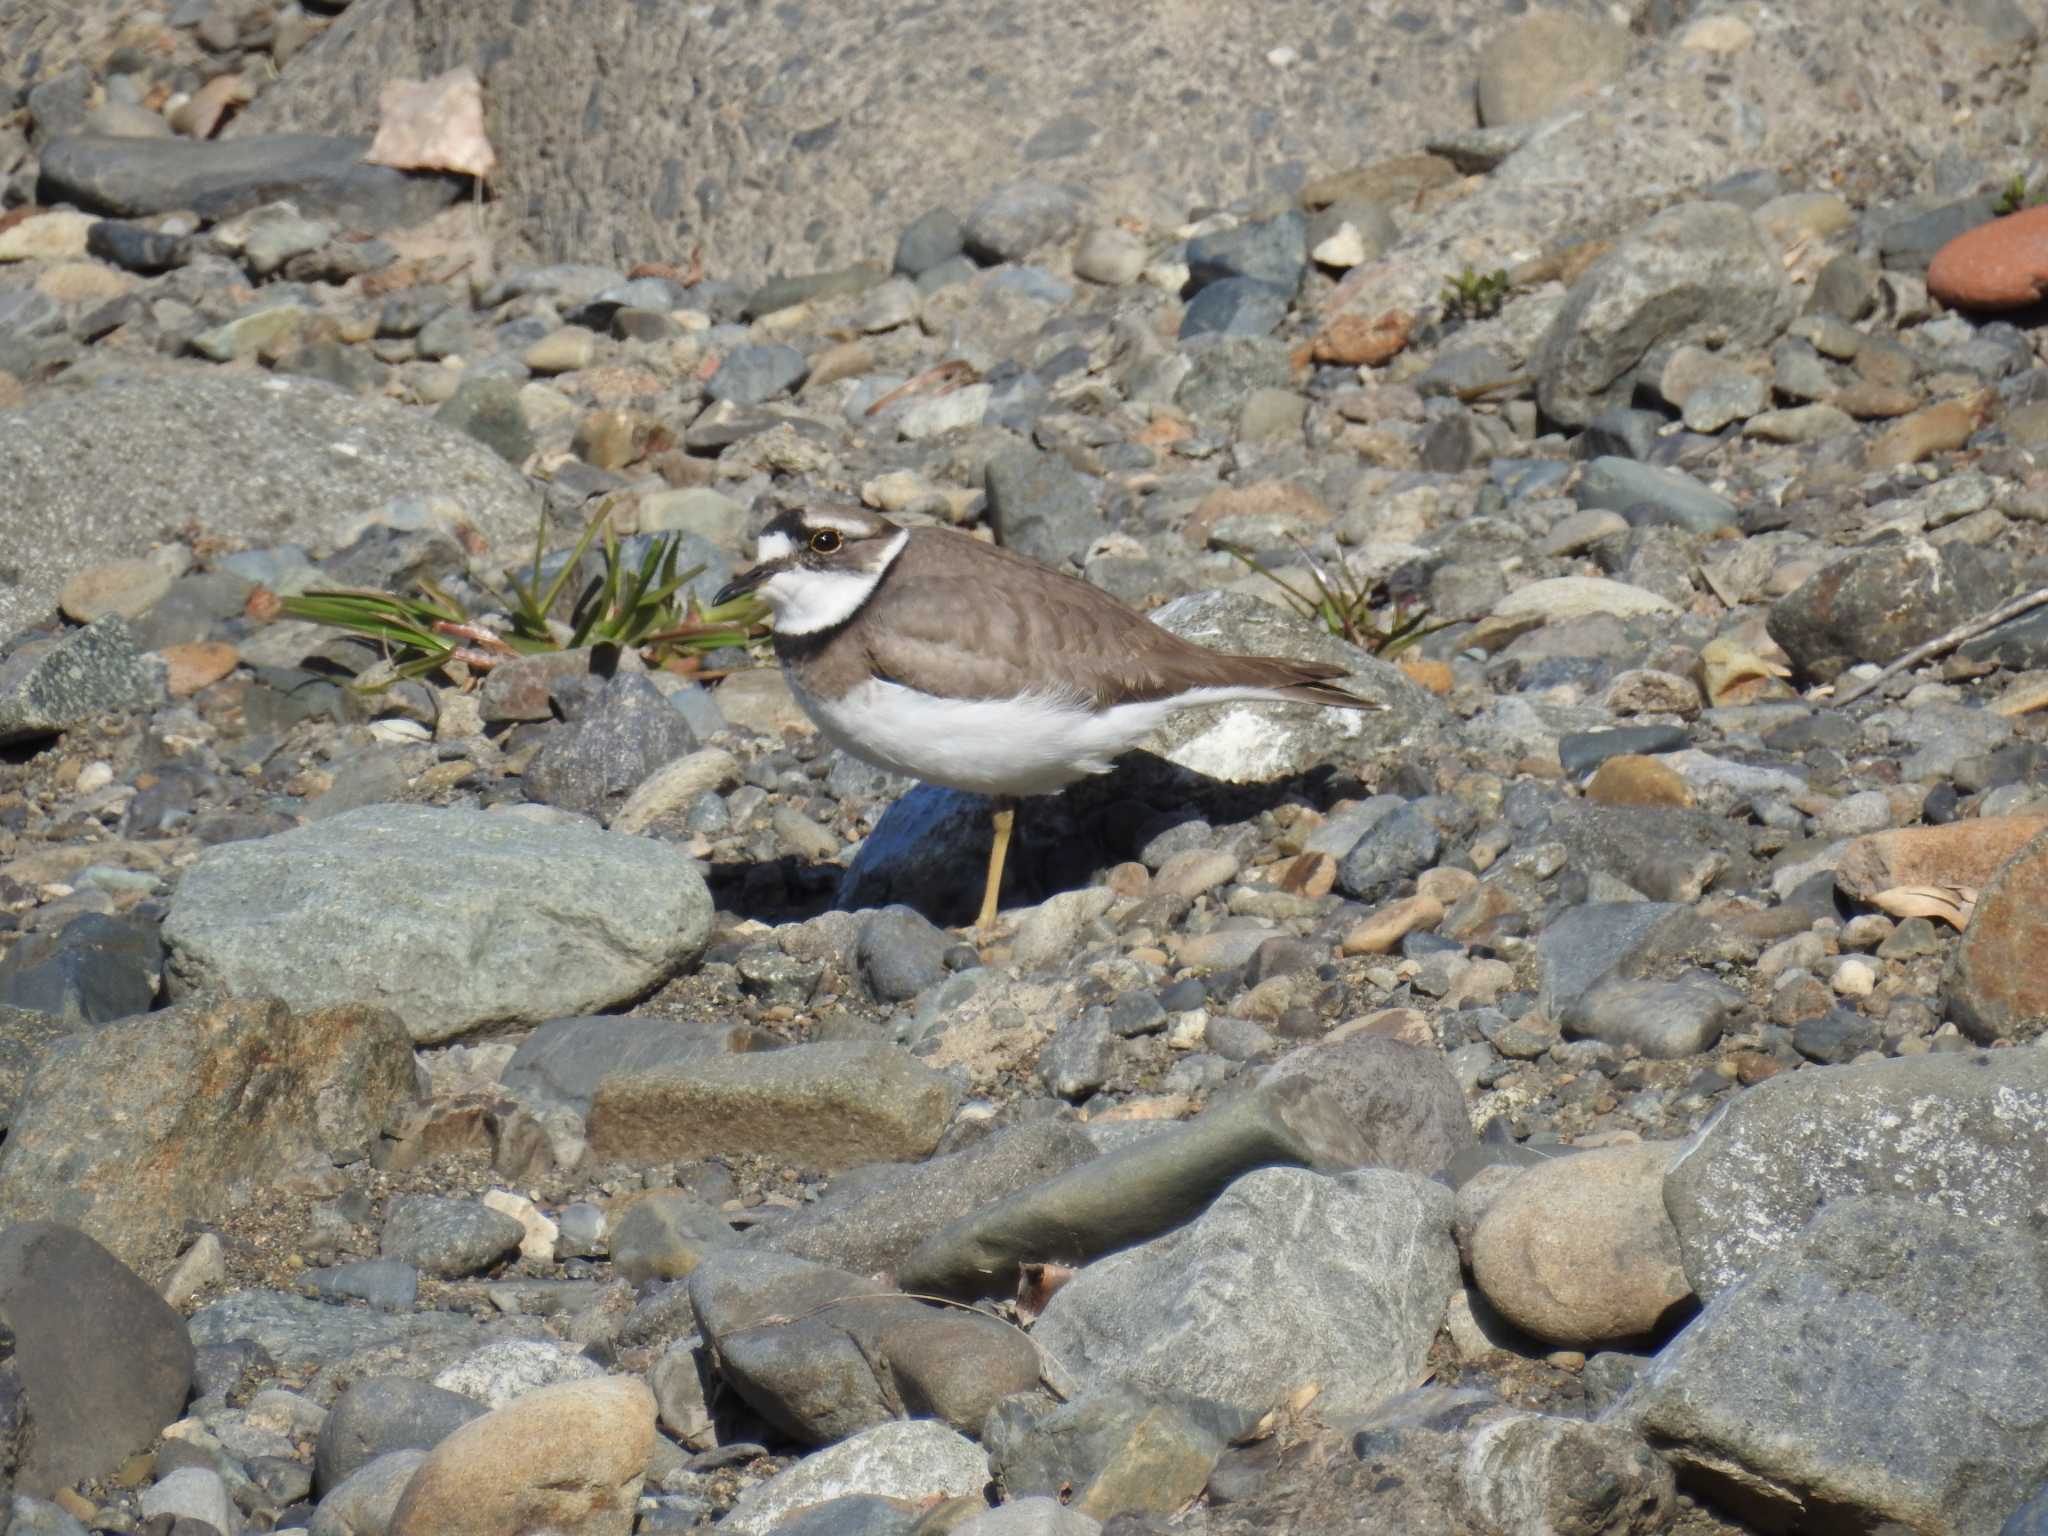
[1033,1167,1458,1420]
[1561,975,1743,1059]
[1575,457,1737,534]
[381,1197,524,1279]
[188,1289,540,1394]
[0,370,539,640]
[745,265,887,318]
[963,181,1080,263]
[1335,805,1441,903]
[0,288,72,377]
[309,1449,431,1536]
[986,1385,1244,1520]
[1259,1035,1474,1176]
[1791,1006,1882,1063]
[1959,604,2048,671]
[433,374,536,464]
[502,1015,765,1116]
[2006,1485,2048,1536]
[1145,591,1450,782]
[0,997,414,1270]
[1039,1007,1118,1102]
[898,1077,1376,1300]
[0,1223,195,1497]
[1543,801,1755,903]
[1556,725,1688,777]
[709,343,810,405]
[587,1041,960,1171]
[766,1119,1099,1277]
[138,1467,235,1534]
[1186,213,1307,294]
[1178,278,1291,340]
[0,1007,76,1135]
[984,446,1108,569]
[1579,408,1665,461]
[1623,1198,2048,1536]
[1876,196,2000,273]
[717,1420,989,1536]
[0,911,161,1024]
[315,1376,488,1494]
[1175,336,1294,419]
[895,208,965,277]
[836,785,1001,924]
[690,1249,1039,1444]
[608,1190,738,1286]
[1769,537,2011,685]
[1535,202,1797,428]
[522,674,701,820]
[1536,903,1692,1016]
[856,906,955,1004]
[1475,9,1631,127]
[162,804,714,1044]
[0,617,164,744]
[955,1498,1102,1536]
[37,134,466,228]
[303,1259,420,1312]
[1663,1048,2048,1301]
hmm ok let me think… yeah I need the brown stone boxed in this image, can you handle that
[1865,394,1992,469]
[59,558,175,623]
[1299,154,1458,210]
[390,1378,654,1536]
[1927,205,2048,311]
[1311,308,1412,367]
[1834,816,2048,902]
[161,641,240,697]
[1469,1142,1692,1348]
[1341,894,1444,955]
[1585,754,1693,808]
[1945,827,2048,1043]
[1278,851,1335,899]
[1830,380,1922,419]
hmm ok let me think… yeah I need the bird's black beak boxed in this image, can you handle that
[712,564,772,609]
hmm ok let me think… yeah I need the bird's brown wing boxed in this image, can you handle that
[858,530,1376,709]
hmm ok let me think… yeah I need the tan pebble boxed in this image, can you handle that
[1584,754,1693,808]
[1830,380,1921,419]
[160,641,240,697]
[1153,847,1240,901]
[1311,308,1411,367]
[1278,850,1335,899]
[60,558,175,623]
[1416,866,1478,905]
[52,1489,96,1523]
[1865,394,1990,468]
[1104,861,1151,898]
[1341,893,1444,955]
[522,326,597,374]
[1680,13,1754,50]
[0,208,97,262]
[35,261,134,307]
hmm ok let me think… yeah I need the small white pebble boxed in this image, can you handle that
[1266,45,1300,67]
[75,760,114,794]
[1832,958,1877,998]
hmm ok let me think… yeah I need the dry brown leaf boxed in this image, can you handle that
[365,67,497,179]
[1015,1262,1075,1324]
[1701,633,1793,705]
[1870,884,1978,930]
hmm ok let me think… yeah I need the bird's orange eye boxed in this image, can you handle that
[809,529,843,554]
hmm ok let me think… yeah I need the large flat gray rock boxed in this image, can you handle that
[1662,1049,2048,1301]
[1032,1167,1458,1421]
[162,805,712,1043]
[0,368,540,637]
[1622,1198,2048,1536]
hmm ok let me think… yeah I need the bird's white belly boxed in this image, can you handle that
[790,676,1264,797]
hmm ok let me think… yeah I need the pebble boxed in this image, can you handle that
[1927,204,2048,310]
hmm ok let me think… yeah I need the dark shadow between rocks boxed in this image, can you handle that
[709,749,1370,928]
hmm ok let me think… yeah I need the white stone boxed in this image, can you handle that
[719,1420,990,1536]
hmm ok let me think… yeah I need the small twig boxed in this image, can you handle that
[863,359,978,417]
[431,620,516,654]
[1833,583,2048,708]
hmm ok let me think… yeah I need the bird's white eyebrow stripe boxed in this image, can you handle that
[755,531,795,562]
[806,512,875,537]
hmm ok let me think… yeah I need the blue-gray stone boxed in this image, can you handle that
[857,906,954,1005]
[708,343,808,405]
[1335,805,1440,904]
[379,1197,523,1279]
[0,912,161,1026]
[1557,725,1689,776]
[302,1259,419,1312]
[1536,902,1687,1016]
[984,446,1106,568]
[962,180,1079,264]
[1578,408,1666,462]
[522,673,701,820]
[314,1376,487,1494]
[1186,212,1307,294]
[894,208,965,277]
[0,617,163,746]
[1179,278,1291,340]
[1576,457,1736,533]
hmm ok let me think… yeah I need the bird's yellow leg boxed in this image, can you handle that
[976,800,1016,933]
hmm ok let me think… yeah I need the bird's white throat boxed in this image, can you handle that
[756,528,908,635]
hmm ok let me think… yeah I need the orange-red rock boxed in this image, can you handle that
[1312,308,1412,367]
[1585,755,1693,808]
[1835,816,2048,901]
[1928,205,2048,311]
[161,642,240,697]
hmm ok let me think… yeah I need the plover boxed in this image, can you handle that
[715,505,1382,930]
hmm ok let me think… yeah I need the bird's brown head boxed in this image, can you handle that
[713,506,907,636]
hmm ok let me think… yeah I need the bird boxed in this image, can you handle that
[714,505,1383,932]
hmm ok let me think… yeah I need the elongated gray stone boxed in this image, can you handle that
[896,1076,1369,1299]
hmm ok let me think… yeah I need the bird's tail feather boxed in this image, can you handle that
[1240,655,1388,711]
